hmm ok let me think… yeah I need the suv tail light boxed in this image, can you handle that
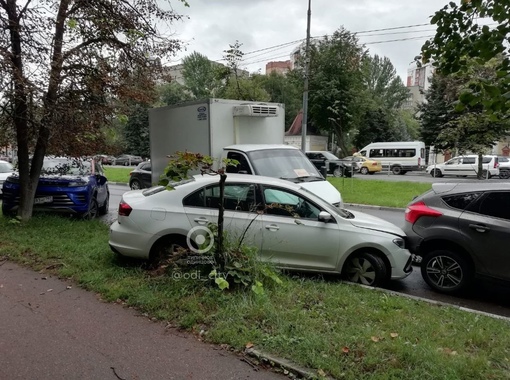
[405,201,442,224]
[118,201,132,216]
[418,157,421,167]
[494,159,499,168]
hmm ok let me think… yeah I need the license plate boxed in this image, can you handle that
[34,196,53,204]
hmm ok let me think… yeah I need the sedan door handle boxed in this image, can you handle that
[194,217,209,225]
[468,224,490,233]
[265,224,280,231]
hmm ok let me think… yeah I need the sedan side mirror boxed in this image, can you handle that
[318,211,332,223]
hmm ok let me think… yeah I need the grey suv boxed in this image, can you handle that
[404,183,510,294]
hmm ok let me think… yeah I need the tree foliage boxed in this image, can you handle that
[419,59,510,177]
[181,52,223,99]
[362,54,409,110]
[1,0,185,220]
[422,0,510,120]
[302,28,366,154]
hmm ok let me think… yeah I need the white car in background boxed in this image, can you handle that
[109,174,413,287]
[0,160,14,196]
[426,155,499,178]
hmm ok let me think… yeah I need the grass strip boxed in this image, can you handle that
[0,214,508,379]
[103,167,132,183]
[329,178,432,208]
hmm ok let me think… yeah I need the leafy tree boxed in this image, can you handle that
[1,0,185,220]
[422,0,510,120]
[302,27,366,154]
[419,59,510,178]
[216,41,270,101]
[124,104,150,158]
[157,81,193,106]
[418,74,459,150]
[258,71,303,130]
[362,55,409,109]
[220,77,270,102]
[181,52,223,99]
[354,108,393,148]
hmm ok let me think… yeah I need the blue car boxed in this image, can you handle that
[2,157,109,219]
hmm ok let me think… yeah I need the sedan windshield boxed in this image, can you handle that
[42,158,92,175]
[321,151,340,160]
[248,149,322,180]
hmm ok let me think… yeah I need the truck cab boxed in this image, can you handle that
[222,144,343,207]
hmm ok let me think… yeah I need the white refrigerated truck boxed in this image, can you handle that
[148,99,343,207]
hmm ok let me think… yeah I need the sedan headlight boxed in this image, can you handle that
[392,237,405,249]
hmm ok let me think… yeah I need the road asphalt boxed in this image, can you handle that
[0,261,285,380]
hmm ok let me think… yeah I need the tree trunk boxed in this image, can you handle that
[477,153,484,180]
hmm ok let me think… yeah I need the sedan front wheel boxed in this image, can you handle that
[342,252,388,287]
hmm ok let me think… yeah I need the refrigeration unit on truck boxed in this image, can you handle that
[148,98,343,207]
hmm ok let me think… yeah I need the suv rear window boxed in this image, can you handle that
[442,192,482,210]
[482,157,493,164]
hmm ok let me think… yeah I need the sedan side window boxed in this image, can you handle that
[263,187,320,219]
[475,192,510,220]
[183,184,258,212]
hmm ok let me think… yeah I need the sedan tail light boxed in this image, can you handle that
[405,201,442,224]
[118,201,132,216]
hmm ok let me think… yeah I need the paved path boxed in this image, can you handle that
[0,261,284,380]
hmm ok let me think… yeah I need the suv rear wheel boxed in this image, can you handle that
[421,249,473,294]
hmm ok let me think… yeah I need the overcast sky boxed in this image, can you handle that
[163,0,454,82]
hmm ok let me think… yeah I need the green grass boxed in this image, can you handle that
[329,178,432,208]
[103,166,132,183]
[0,213,509,379]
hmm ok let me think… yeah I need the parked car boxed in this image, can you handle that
[109,174,413,287]
[343,155,382,175]
[305,151,355,177]
[115,154,143,166]
[96,155,116,165]
[0,154,12,163]
[129,161,152,190]
[0,160,14,196]
[404,183,510,294]
[426,155,499,178]
[2,157,109,219]
[498,156,510,179]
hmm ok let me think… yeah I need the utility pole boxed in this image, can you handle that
[301,0,311,153]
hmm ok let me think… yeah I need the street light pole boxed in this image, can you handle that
[301,0,311,153]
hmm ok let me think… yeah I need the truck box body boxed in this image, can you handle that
[149,98,343,207]
[149,99,284,184]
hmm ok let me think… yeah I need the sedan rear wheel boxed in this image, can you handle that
[420,249,473,294]
[149,236,190,268]
[342,252,388,287]
[360,167,369,175]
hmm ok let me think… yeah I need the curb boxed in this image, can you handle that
[245,348,334,380]
[109,182,129,186]
[344,203,405,212]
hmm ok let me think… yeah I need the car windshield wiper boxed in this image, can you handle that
[280,175,324,182]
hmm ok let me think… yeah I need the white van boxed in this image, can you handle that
[358,141,426,175]
[426,155,500,178]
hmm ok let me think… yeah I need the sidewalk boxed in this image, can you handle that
[0,261,285,380]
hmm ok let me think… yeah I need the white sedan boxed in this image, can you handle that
[109,174,413,287]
